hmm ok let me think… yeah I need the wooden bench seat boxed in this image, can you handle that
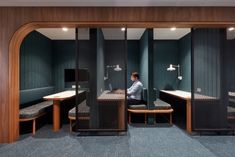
[19,100,53,135]
[128,99,173,125]
[68,100,90,132]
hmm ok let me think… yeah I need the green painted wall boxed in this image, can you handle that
[127,40,140,87]
[153,40,179,97]
[104,40,126,89]
[52,40,76,92]
[20,31,53,90]
[153,33,192,98]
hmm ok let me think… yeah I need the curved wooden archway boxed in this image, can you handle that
[7,19,235,143]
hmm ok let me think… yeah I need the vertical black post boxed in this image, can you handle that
[147,29,154,124]
[75,28,79,131]
[191,28,195,130]
[124,27,128,131]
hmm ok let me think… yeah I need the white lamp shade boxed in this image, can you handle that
[114,65,122,71]
[167,64,176,71]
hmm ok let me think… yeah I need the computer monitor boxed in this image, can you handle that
[64,69,89,82]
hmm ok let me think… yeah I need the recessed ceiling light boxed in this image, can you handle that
[170,27,176,31]
[228,27,235,31]
[62,27,68,32]
[121,27,126,31]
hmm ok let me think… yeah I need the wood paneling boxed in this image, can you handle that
[1,7,235,143]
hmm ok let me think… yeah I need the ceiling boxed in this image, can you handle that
[1,0,235,6]
[154,28,191,40]
[36,28,235,40]
[36,28,192,40]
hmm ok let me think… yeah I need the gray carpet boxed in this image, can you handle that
[0,125,234,157]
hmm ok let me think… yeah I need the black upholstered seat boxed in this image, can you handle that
[69,100,90,117]
[20,100,53,119]
[128,88,148,110]
[154,99,172,110]
[128,104,147,110]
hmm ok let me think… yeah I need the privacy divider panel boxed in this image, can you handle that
[86,28,99,129]
[178,33,191,92]
[76,28,127,132]
[139,29,154,123]
[140,30,149,90]
[97,29,105,96]
[225,37,235,129]
[192,28,228,130]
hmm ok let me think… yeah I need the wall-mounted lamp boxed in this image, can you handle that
[167,64,183,80]
[104,64,122,80]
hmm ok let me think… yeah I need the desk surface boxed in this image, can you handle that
[160,90,217,100]
[97,90,125,101]
[43,90,85,101]
[229,92,235,97]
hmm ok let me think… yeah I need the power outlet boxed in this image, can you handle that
[196,88,202,93]
[72,85,80,89]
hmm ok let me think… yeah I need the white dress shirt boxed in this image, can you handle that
[127,80,143,100]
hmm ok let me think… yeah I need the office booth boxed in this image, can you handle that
[192,28,235,132]
[19,27,127,135]
[153,28,192,130]
[76,28,127,133]
[19,26,235,136]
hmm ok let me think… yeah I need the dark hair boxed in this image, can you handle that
[131,72,139,79]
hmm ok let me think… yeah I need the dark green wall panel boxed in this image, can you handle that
[225,39,235,91]
[179,33,191,92]
[139,30,149,89]
[193,29,221,97]
[104,40,126,89]
[153,40,179,97]
[153,33,191,97]
[97,29,105,96]
[20,31,53,90]
[127,40,140,87]
[52,40,76,92]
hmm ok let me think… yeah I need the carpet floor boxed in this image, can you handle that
[0,124,235,157]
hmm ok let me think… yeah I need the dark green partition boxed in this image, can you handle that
[192,28,228,130]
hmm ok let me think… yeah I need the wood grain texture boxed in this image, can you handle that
[53,100,60,131]
[1,7,235,143]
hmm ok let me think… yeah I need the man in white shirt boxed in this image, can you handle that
[127,72,143,105]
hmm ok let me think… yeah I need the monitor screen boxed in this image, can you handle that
[64,69,89,82]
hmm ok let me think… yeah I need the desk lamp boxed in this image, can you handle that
[167,64,183,80]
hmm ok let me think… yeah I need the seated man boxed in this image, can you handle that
[127,72,143,106]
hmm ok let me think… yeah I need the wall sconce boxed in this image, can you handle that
[104,64,122,80]
[167,64,183,80]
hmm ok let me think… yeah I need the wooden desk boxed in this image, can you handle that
[97,91,125,130]
[43,90,85,131]
[160,90,192,133]
[160,90,216,133]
